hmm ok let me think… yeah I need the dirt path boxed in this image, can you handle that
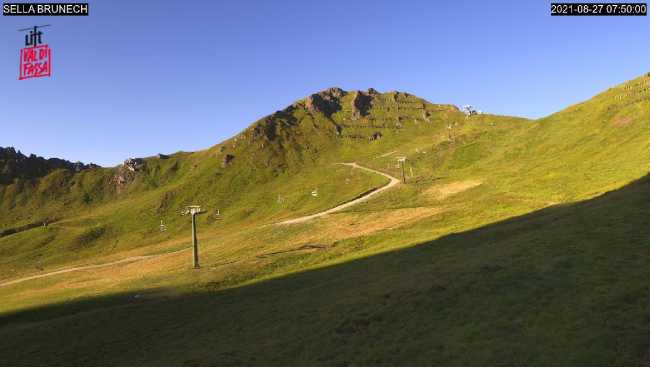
[275,163,401,225]
[378,150,397,158]
[0,163,399,288]
[0,248,189,288]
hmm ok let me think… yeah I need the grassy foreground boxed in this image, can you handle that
[2,173,650,366]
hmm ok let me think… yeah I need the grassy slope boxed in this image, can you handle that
[2,75,650,365]
[0,97,392,278]
[3,174,650,367]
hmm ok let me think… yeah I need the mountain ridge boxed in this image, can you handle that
[0,146,98,185]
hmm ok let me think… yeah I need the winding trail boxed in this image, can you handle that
[0,249,189,288]
[275,163,401,225]
[0,163,399,288]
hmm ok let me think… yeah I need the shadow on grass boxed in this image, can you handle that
[3,174,650,366]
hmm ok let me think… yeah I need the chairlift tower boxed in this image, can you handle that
[182,205,206,269]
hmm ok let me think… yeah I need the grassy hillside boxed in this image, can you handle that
[3,173,650,366]
[2,74,650,366]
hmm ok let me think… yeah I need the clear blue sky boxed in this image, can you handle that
[1,0,648,166]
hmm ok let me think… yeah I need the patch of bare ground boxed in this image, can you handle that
[296,206,443,243]
[613,116,632,127]
[424,180,482,200]
[378,150,396,158]
[257,244,327,258]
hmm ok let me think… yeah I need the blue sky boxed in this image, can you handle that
[1,0,648,166]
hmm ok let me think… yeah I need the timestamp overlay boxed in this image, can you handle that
[551,2,647,16]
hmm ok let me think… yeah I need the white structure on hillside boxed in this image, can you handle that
[462,105,479,116]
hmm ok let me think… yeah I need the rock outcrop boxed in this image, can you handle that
[123,158,145,172]
[112,157,145,189]
[305,87,346,117]
[113,172,129,186]
[352,90,374,118]
[369,131,383,141]
[222,154,235,167]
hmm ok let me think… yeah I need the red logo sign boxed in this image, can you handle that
[19,44,51,80]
